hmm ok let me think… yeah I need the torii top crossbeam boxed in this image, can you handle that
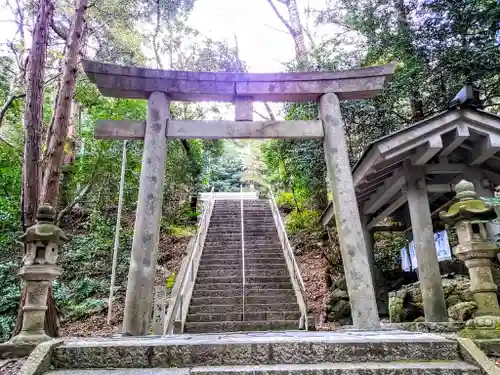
[82,60,395,102]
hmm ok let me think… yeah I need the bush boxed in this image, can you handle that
[374,232,406,271]
[276,192,301,212]
[284,209,321,235]
[0,262,21,341]
[62,299,107,320]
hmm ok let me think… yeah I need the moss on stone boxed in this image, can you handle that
[459,326,500,340]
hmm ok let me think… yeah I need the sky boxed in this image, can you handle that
[188,0,307,73]
[188,0,333,73]
[0,0,327,72]
[0,0,331,119]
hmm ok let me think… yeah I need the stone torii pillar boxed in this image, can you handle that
[122,92,170,336]
[320,93,380,329]
[403,160,448,322]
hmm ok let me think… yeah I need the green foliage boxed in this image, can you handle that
[276,192,302,212]
[374,232,407,271]
[0,262,20,341]
[204,141,245,192]
[284,209,321,236]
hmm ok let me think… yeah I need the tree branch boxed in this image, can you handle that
[180,139,190,153]
[0,134,17,149]
[302,25,316,49]
[0,93,25,128]
[253,109,270,120]
[51,20,69,40]
[265,0,295,36]
[56,181,92,224]
[264,102,276,121]
[153,0,164,69]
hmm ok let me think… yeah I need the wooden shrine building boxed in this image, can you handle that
[320,85,500,322]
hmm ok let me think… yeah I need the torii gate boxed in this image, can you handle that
[82,60,396,335]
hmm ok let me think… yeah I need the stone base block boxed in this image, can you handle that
[459,315,500,340]
[377,321,466,333]
[0,342,36,358]
[9,331,52,346]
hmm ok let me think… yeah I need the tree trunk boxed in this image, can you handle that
[394,0,424,121]
[59,100,79,212]
[286,0,308,66]
[40,0,88,207]
[266,0,309,67]
[22,0,54,228]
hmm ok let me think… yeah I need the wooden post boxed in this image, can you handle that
[122,92,170,336]
[107,140,127,325]
[320,93,380,329]
[403,160,448,322]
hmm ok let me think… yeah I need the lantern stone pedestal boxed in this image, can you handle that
[440,180,500,340]
[9,265,61,344]
[8,204,69,345]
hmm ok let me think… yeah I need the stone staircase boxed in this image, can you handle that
[185,199,301,333]
[44,331,482,375]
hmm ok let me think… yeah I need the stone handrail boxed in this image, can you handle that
[164,187,215,334]
[268,190,308,330]
[240,185,246,321]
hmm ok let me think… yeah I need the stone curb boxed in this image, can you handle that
[18,339,63,375]
[458,337,500,375]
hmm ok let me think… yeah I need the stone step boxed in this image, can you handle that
[184,319,300,333]
[209,220,275,224]
[201,257,285,266]
[187,310,301,322]
[244,244,283,250]
[189,302,299,314]
[50,331,464,369]
[193,281,293,291]
[246,269,289,277]
[190,294,297,307]
[245,257,286,265]
[45,361,481,375]
[209,221,276,226]
[204,241,282,248]
[201,252,284,260]
[202,246,283,252]
[198,263,287,271]
[197,268,290,278]
[208,229,277,234]
[211,214,274,217]
[200,259,243,266]
[212,212,273,216]
[200,254,242,261]
[192,288,296,298]
[197,269,243,278]
[243,252,285,257]
[242,214,274,218]
[210,213,273,217]
[195,275,291,284]
[206,239,281,244]
[205,235,279,241]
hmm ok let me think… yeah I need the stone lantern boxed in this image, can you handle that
[440,180,500,339]
[9,204,70,345]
